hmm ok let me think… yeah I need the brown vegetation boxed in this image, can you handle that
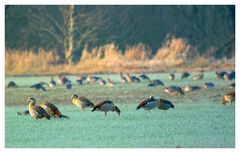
[5,37,235,76]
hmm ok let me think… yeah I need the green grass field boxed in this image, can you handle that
[5,72,235,148]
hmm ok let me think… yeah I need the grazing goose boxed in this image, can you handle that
[204,82,215,89]
[148,79,164,87]
[120,72,127,83]
[71,94,94,111]
[49,76,56,87]
[39,102,69,118]
[86,75,102,84]
[157,98,174,111]
[183,85,201,92]
[139,74,150,81]
[58,73,69,85]
[169,73,175,81]
[164,86,184,96]
[215,71,226,80]
[230,83,235,89]
[107,78,115,87]
[16,110,29,116]
[91,100,120,116]
[222,90,235,106]
[126,73,140,83]
[30,82,47,91]
[28,98,50,120]
[65,81,72,90]
[136,96,159,111]
[181,72,191,80]
[7,81,17,88]
[98,78,107,85]
[76,75,87,85]
[193,70,204,80]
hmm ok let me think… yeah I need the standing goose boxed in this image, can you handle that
[39,102,69,118]
[91,100,120,116]
[28,98,50,120]
[169,73,175,81]
[71,94,94,111]
[164,86,184,96]
[139,74,150,81]
[49,76,56,87]
[230,83,235,89]
[120,72,127,83]
[181,72,191,80]
[136,96,159,111]
[222,90,235,106]
[86,75,102,84]
[98,78,107,85]
[157,98,174,111]
[193,70,204,80]
[107,78,115,87]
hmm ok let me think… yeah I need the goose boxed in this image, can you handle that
[98,78,106,85]
[126,73,140,83]
[215,71,226,80]
[58,73,69,85]
[71,94,94,111]
[204,82,215,89]
[136,96,159,111]
[157,98,174,111]
[224,71,235,81]
[49,76,56,87]
[193,70,204,80]
[183,85,201,92]
[30,82,47,91]
[76,75,87,85]
[169,73,175,81]
[107,78,115,87]
[139,74,150,81]
[86,75,102,84]
[230,83,235,89]
[91,100,120,116]
[39,102,69,118]
[16,110,29,116]
[65,81,72,90]
[7,81,17,88]
[164,86,184,96]
[181,72,190,80]
[120,72,127,83]
[148,79,164,87]
[28,97,50,120]
[222,90,235,106]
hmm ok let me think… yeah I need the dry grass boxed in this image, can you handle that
[5,37,235,76]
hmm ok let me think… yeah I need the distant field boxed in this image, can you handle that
[5,72,235,148]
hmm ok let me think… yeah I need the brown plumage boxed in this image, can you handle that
[71,94,94,111]
[193,70,204,80]
[92,100,120,116]
[39,102,69,118]
[28,98,50,120]
[222,90,235,106]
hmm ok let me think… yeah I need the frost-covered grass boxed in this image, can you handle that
[5,72,235,148]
